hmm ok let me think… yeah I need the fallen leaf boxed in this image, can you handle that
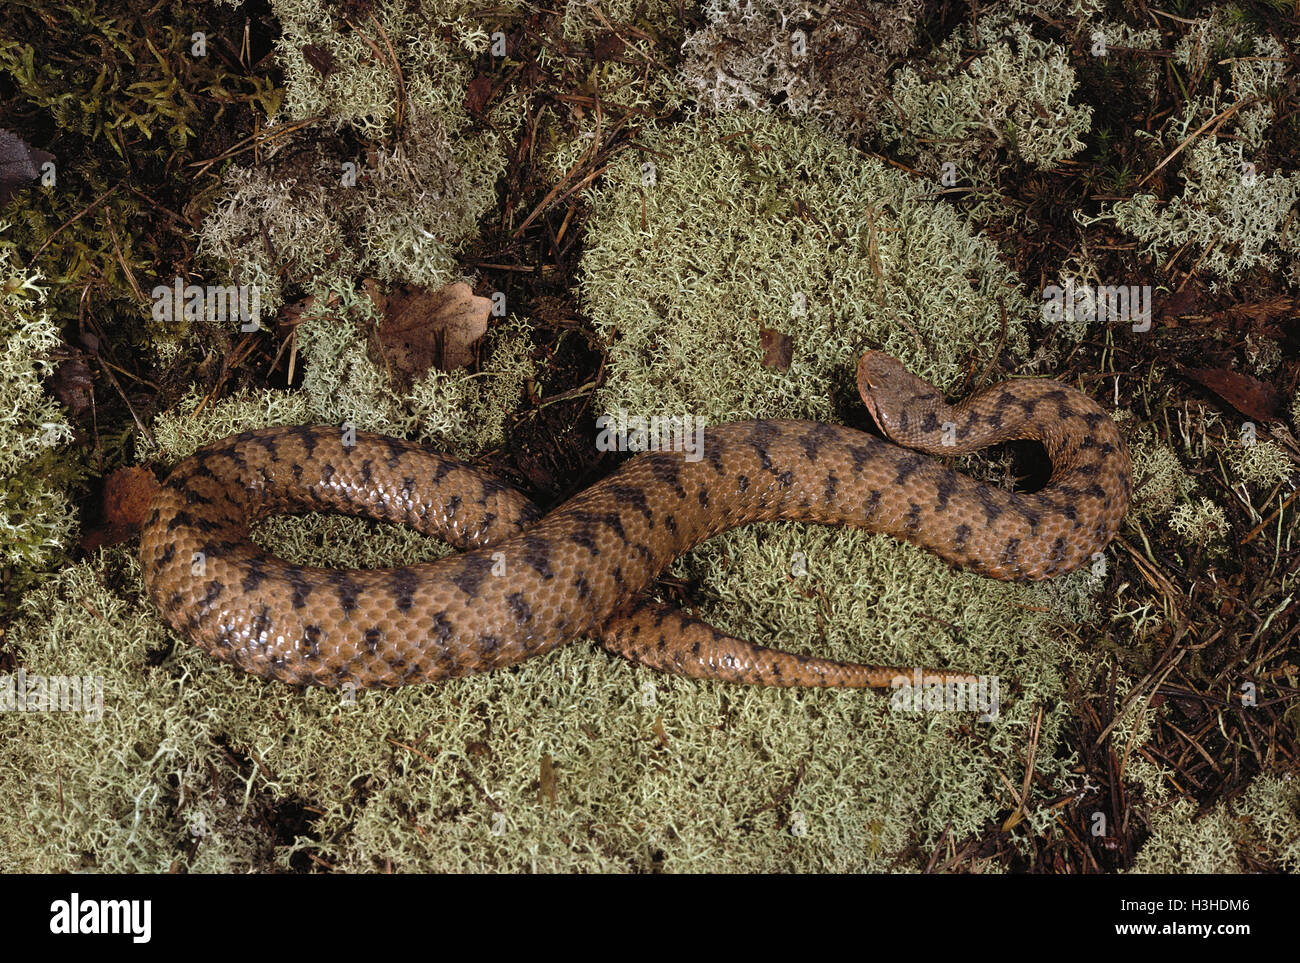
[1156,279,1203,322]
[302,44,334,76]
[653,714,668,747]
[594,32,625,61]
[50,358,93,418]
[81,466,160,552]
[466,74,493,116]
[1182,366,1281,423]
[374,281,491,384]
[759,327,793,372]
[538,753,557,806]
[0,129,54,205]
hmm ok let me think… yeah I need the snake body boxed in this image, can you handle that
[138,353,1130,689]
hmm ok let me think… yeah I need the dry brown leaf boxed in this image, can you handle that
[51,359,93,418]
[0,128,53,205]
[81,466,160,552]
[374,281,491,384]
[466,74,493,116]
[594,32,625,61]
[538,753,557,806]
[759,327,793,372]
[301,44,334,76]
[1182,366,1281,423]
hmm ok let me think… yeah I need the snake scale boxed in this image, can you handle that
[138,352,1131,689]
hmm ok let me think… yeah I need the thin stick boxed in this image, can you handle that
[1136,97,1253,188]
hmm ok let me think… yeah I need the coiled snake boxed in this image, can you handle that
[139,352,1130,689]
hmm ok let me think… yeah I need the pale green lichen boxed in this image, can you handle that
[360,104,517,290]
[1085,11,1299,286]
[1244,333,1282,375]
[668,521,1113,843]
[1224,439,1295,490]
[1167,15,1285,157]
[0,246,76,568]
[994,0,1106,22]
[142,386,316,462]
[1172,5,1283,110]
[0,554,271,872]
[1129,772,1300,874]
[558,0,676,42]
[1231,773,1300,872]
[1130,798,1243,873]
[1085,18,1164,95]
[195,102,519,322]
[532,1,688,179]
[677,0,921,141]
[1129,441,1195,521]
[195,155,349,319]
[580,110,1032,423]
[270,0,520,135]
[0,543,1101,872]
[1167,498,1230,555]
[142,278,534,463]
[881,16,1092,183]
[194,0,525,326]
[1101,138,1300,285]
[578,109,1129,857]
[534,106,604,187]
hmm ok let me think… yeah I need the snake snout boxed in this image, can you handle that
[856,352,917,437]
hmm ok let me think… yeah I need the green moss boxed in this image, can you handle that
[15,0,1285,875]
[0,0,281,328]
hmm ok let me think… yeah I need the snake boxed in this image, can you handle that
[138,352,1131,690]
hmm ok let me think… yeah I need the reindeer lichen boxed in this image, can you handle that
[882,16,1092,181]
[678,0,921,141]
[1085,11,1300,287]
[0,248,75,569]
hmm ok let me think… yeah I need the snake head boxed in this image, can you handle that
[856,351,948,447]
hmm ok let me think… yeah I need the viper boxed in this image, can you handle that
[138,352,1131,689]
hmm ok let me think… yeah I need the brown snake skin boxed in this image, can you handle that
[138,352,1131,689]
